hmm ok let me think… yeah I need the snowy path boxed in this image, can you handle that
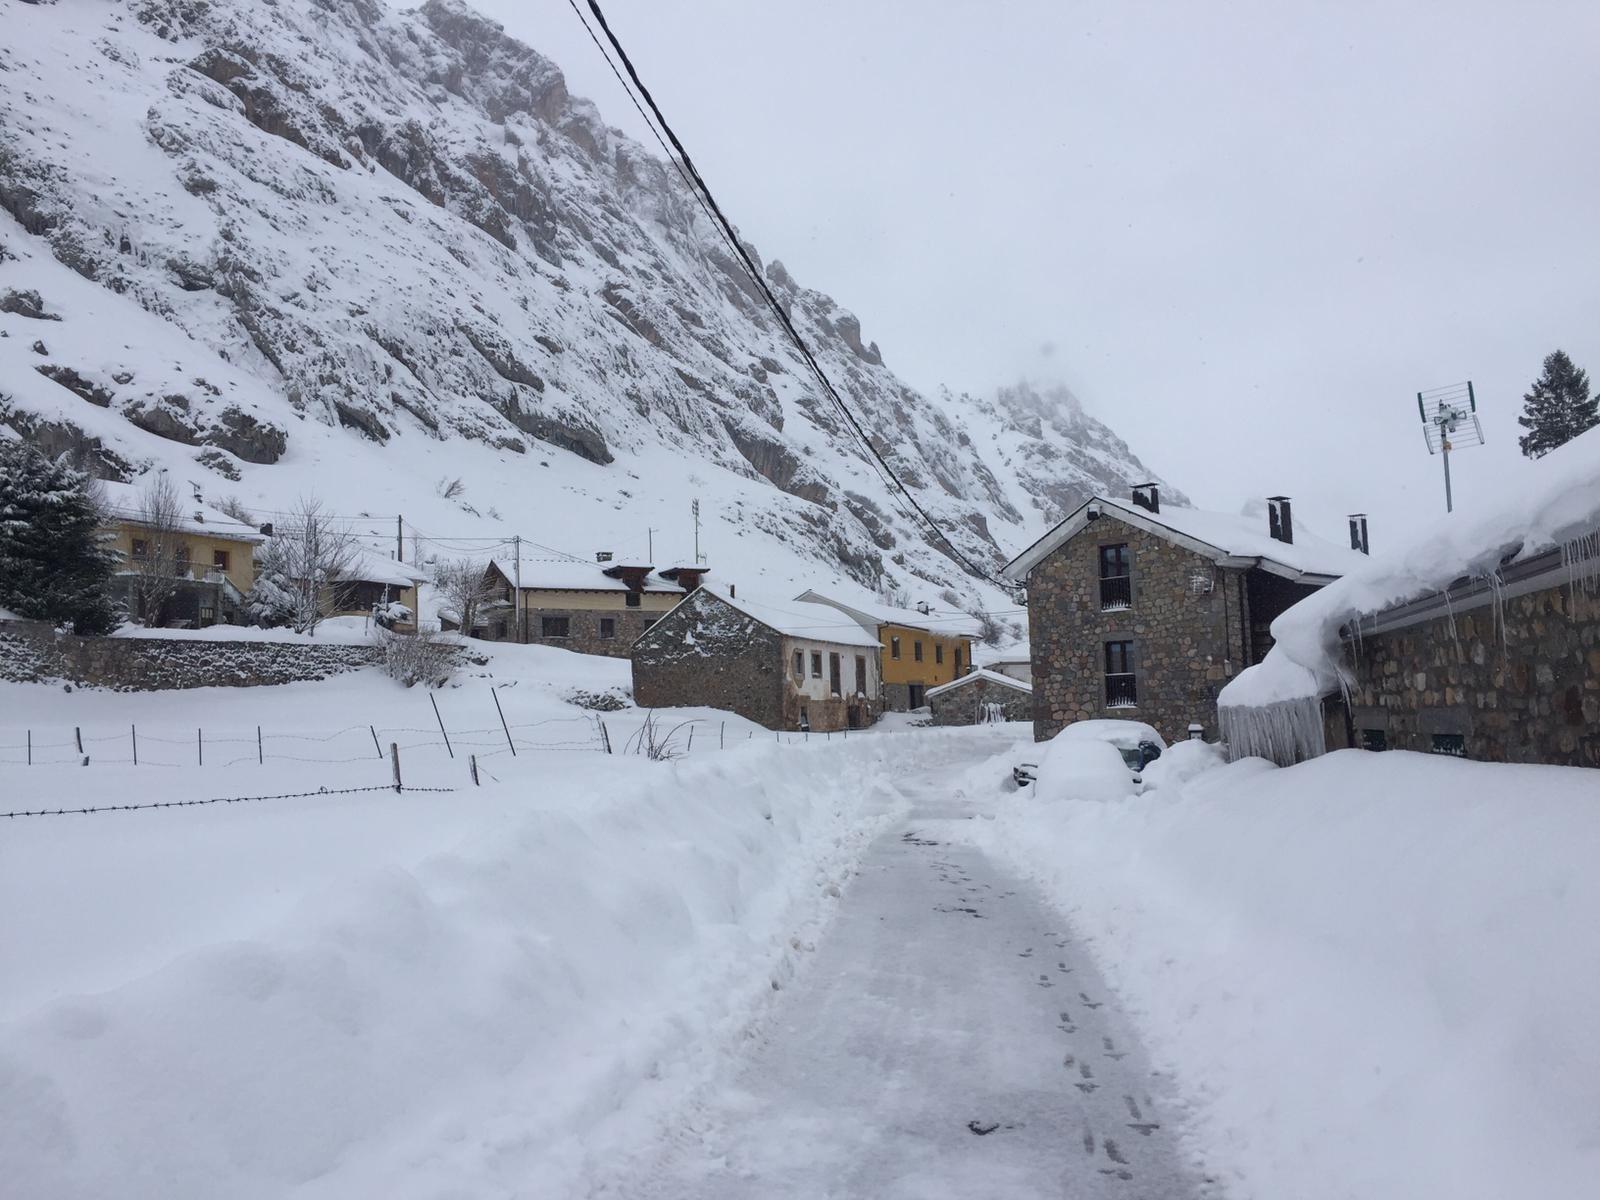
[611,752,1203,1198]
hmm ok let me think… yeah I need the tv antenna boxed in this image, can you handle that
[1417,381,1484,513]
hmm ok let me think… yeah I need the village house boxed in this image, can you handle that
[632,587,882,732]
[975,643,1032,688]
[1002,484,1368,745]
[327,548,428,632]
[793,591,979,710]
[469,557,706,655]
[926,668,1033,726]
[99,480,264,627]
[1220,440,1600,769]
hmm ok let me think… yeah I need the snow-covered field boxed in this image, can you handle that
[951,740,1600,1200]
[0,639,943,1199]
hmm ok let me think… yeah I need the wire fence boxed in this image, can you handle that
[0,696,861,770]
[2,784,459,819]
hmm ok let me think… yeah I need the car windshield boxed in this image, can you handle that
[1118,747,1143,770]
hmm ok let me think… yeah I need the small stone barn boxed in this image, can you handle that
[926,668,1033,726]
[1002,484,1368,745]
[632,587,881,732]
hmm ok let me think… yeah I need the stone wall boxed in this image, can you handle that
[1339,580,1600,767]
[631,591,786,728]
[1026,514,1250,744]
[928,677,1032,726]
[0,621,380,691]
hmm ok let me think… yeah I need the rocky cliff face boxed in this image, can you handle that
[0,0,1175,605]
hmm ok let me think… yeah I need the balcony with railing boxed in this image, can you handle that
[1104,672,1138,708]
[1099,574,1132,611]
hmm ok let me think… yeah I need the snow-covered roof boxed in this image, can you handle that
[792,590,984,638]
[699,588,881,648]
[976,642,1030,667]
[926,667,1032,699]
[487,558,683,593]
[1221,427,1600,717]
[1001,495,1367,584]
[338,547,428,588]
[98,480,265,543]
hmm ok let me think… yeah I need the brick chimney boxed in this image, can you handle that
[1130,482,1161,514]
[1267,496,1294,544]
[1348,514,1369,555]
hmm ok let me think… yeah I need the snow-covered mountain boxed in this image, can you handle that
[0,0,1175,613]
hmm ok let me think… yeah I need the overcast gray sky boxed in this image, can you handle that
[468,0,1600,548]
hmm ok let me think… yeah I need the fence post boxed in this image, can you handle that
[132,725,138,766]
[470,754,480,786]
[720,721,725,750]
[197,728,203,767]
[75,726,82,755]
[600,720,613,754]
[687,726,695,753]
[391,742,402,792]
[491,686,516,756]
[257,725,263,765]
[27,730,31,766]
[370,725,383,759]
[429,692,454,759]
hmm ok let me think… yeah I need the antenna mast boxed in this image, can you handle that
[1417,381,1485,513]
[692,498,702,564]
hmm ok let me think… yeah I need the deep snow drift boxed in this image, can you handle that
[0,647,962,1198]
[957,740,1600,1200]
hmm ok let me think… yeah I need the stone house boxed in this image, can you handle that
[99,480,263,627]
[926,668,1033,726]
[632,587,881,731]
[1330,553,1600,765]
[1002,484,1367,745]
[793,591,979,710]
[469,557,703,655]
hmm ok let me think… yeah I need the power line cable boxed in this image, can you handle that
[574,0,1007,588]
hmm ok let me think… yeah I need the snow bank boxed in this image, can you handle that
[960,749,1600,1200]
[1220,428,1600,760]
[0,733,922,1199]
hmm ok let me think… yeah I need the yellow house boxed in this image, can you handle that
[466,557,706,657]
[794,591,980,710]
[99,480,264,627]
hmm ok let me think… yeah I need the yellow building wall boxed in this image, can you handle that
[878,623,973,687]
[108,523,257,593]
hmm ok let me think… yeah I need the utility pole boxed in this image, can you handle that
[513,535,523,642]
[692,499,702,564]
[647,527,656,563]
[397,514,404,562]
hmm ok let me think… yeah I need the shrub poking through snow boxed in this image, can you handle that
[626,710,692,760]
[375,625,455,688]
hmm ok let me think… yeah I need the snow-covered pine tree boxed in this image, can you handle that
[0,440,118,634]
[245,536,297,627]
[1517,350,1598,459]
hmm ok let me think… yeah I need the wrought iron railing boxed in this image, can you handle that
[1099,575,1132,610]
[1104,673,1138,707]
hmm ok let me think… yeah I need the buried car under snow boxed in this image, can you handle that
[1012,719,1167,796]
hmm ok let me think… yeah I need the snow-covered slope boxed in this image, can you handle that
[0,0,1173,611]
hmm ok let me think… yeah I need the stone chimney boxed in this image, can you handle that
[595,551,613,563]
[1131,482,1161,514]
[1267,496,1294,544]
[1348,514,1369,555]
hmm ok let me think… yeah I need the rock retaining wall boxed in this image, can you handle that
[0,621,379,690]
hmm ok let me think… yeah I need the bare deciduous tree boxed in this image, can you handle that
[126,474,191,625]
[273,497,359,636]
[434,557,499,636]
